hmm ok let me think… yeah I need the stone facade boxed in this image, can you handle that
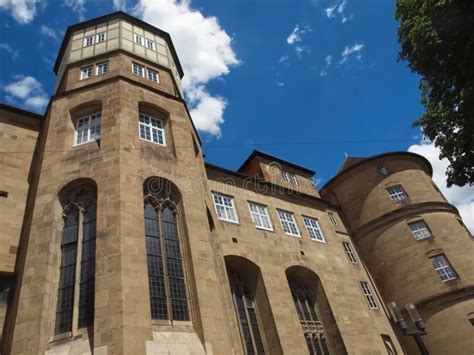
[0,11,471,355]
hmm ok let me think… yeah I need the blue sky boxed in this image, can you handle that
[0,0,472,228]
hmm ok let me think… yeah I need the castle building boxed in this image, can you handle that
[0,11,472,355]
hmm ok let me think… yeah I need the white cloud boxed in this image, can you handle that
[324,4,337,18]
[324,0,352,23]
[137,0,239,137]
[112,0,127,10]
[340,42,364,63]
[4,75,49,112]
[40,25,58,40]
[0,42,19,58]
[64,0,85,21]
[408,140,474,232]
[286,24,311,45]
[276,82,284,87]
[0,0,38,24]
[320,54,332,76]
[285,24,312,59]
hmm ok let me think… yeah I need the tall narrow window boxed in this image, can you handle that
[342,242,357,264]
[144,181,189,322]
[360,281,378,309]
[303,216,325,243]
[430,254,457,282]
[228,269,266,355]
[74,113,101,146]
[55,181,96,335]
[139,113,165,145]
[288,279,330,355]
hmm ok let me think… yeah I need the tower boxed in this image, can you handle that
[320,152,474,354]
[5,12,234,355]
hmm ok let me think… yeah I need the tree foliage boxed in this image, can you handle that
[395,0,474,187]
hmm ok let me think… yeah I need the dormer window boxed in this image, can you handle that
[378,166,389,176]
[281,170,298,185]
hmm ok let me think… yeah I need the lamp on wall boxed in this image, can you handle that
[387,301,430,355]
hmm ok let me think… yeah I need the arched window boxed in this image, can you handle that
[144,177,189,322]
[55,179,97,335]
[288,278,330,355]
[228,269,265,355]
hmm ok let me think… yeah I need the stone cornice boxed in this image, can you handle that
[352,201,459,239]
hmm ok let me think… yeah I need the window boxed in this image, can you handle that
[212,192,238,223]
[281,170,290,181]
[430,255,457,282]
[360,281,378,309]
[132,63,145,77]
[288,278,330,355]
[146,39,156,51]
[80,66,93,80]
[147,69,160,83]
[342,242,357,263]
[55,182,96,335]
[135,34,144,45]
[277,209,300,236]
[138,113,165,145]
[303,216,325,242]
[408,221,431,240]
[144,182,189,321]
[386,185,407,201]
[95,32,106,43]
[83,36,94,47]
[248,202,272,231]
[96,62,108,75]
[378,166,389,176]
[289,174,298,185]
[328,212,337,226]
[228,269,266,354]
[74,113,101,146]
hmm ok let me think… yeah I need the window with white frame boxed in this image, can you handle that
[135,34,144,46]
[408,221,431,240]
[248,202,272,231]
[96,62,108,75]
[430,255,457,282]
[342,242,357,263]
[132,63,145,77]
[147,69,159,83]
[95,32,106,43]
[138,113,165,145]
[386,185,407,201]
[281,170,290,181]
[75,113,101,145]
[212,192,238,223]
[277,209,300,236]
[360,281,378,309]
[80,66,93,80]
[84,36,94,47]
[146,39,156,51]
[328,212,337,226]
[303,216,325,242]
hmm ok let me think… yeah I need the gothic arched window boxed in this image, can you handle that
[228,269,265,355]
[289,279,330,355]
[55,180,96,335]
[144,178,189,322]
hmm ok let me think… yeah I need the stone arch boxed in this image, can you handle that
[224,255,283,355]
[285,265,346,354]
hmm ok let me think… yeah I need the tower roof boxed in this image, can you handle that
[53,11,184,78]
